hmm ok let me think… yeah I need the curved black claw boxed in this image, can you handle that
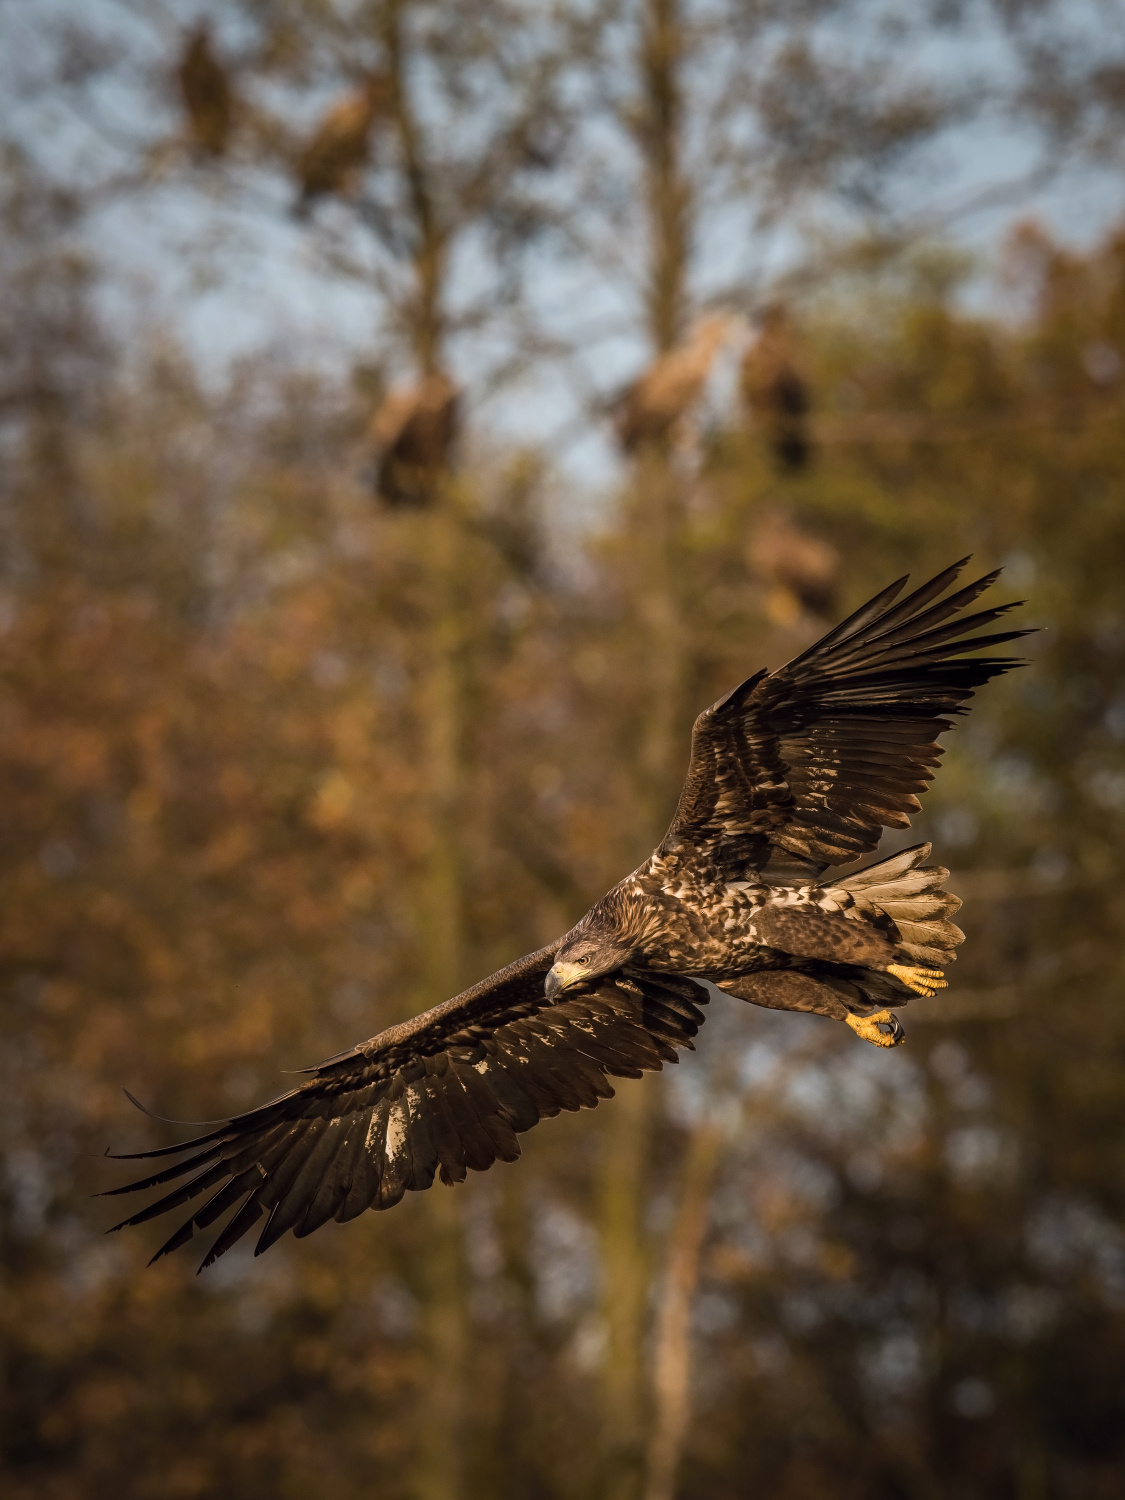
[846,1009,905,1048]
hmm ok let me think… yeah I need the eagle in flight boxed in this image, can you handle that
[107,560,1027,1269]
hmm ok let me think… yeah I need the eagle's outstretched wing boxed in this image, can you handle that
[105,946,706,1270]
[666,559,1030,876]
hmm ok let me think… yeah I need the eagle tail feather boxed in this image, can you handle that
[832,843,964,966]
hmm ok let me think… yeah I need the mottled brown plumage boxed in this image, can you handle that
[107,561,1028,1268]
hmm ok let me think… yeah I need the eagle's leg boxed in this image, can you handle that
[846,1009,905,1048]
[885,964,946,998]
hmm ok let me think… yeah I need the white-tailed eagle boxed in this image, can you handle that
[106,560,1027,1268]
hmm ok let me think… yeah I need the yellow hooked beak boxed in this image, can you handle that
[544,961,591,1000]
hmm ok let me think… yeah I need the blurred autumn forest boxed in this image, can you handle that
[4,2,1125,1498]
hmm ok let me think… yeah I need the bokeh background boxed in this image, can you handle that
[4,3,1125,1497]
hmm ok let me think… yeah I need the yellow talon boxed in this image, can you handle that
[886,963,947,998]
[846,1009,905,1048]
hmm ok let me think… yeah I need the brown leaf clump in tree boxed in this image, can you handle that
[176,23,234,159]
[740,304,811,471]
[745,509,839,621]
[368,371,460,506]
[613,315,730,453]
[296,74,391,207]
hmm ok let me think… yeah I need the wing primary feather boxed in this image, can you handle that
[854,597,1019,658]
[905,631,1033,661]
[255,1117,329,1209]
[821,564,989,662]
[198,1193,265,1272]
[336,1141,381,1221]
[784,573,914,668]
[106,1125,236,1163]
[300,1120,370,1233]
[294,1177,350,1238]
[147,1216,199,1265]
[107,1160,229,1231]
[254,1199,286,1256]
[194,1169,264,1230]
[261,1116,338,1216]
[261,1125,347,1244]
[100,1145,224,1197]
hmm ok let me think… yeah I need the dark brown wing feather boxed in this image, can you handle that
[666,559,1030,875]
[104,945,707,1271]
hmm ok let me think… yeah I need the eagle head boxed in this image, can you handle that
[545,932,633,1000]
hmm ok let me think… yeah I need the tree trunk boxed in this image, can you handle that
[644,1123,724,1500]
[384,0,448,377]
[598,4,693,1492]
[640,0,690,354]
[598,1075,656,1500]
[379,13,467,1493]
[410,502,469,1500]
